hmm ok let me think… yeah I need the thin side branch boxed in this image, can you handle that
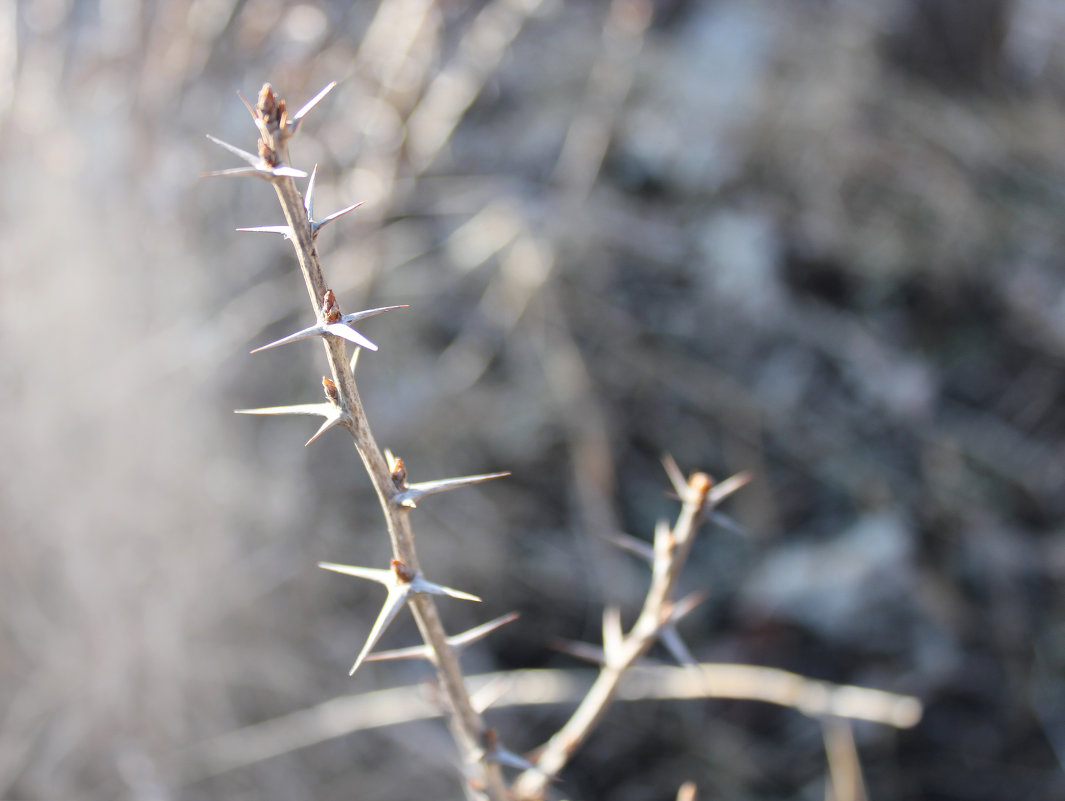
[514,470,748,799]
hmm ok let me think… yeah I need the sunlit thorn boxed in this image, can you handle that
[304,164,320,219]
[302,166,367,238]
[249,305,406,354]
[365,612,519,663]
[288,81,337,136]
[391,470,511,509]
[407,573,481,603]
[203,134,308,180]
[304,413,345,446]
[348,585,409,675]
[312,202,366,236]
[236,224,293,237]
[318,560,480,675]
[206,134,260,166]
[234,400,348,447]
[237,90,257,122]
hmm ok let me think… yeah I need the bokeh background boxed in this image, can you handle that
[2,0,1065,798]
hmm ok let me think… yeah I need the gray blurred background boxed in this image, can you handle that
[2,0,1065,799]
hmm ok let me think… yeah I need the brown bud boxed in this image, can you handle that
[390,456,407,490]
[689,472,712,505]
[322,376,339,403]
[390,559,415,583]
[322,289,342,323]
[257,139,279,167]
[257,83,277,119]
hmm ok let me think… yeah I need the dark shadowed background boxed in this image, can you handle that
[2,0,1064,799]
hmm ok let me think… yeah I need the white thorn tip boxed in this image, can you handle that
[293,81,337,123]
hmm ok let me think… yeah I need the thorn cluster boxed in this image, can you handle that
[237,165,366,240]
[205,82,336,182]
[365,612,520,664]
[249,289,407,354]
[319,558,482,676]
[234,375,350,447]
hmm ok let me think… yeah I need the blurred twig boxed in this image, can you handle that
[182,663,921,781]
[823,717,867,801]
[513,470,750,799]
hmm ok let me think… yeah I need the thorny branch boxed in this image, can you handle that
[212,83,508,801]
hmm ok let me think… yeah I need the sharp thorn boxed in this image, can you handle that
[348,587,411,676]
[304,413,344,446]
[205,134,260,166]
[391,471,510,508]
[305,164,319,219]
[271,165,308,178]
[322,322,378,351]
[234,402,333,417]
[317,562,393,584]
[365,612,519,663]
[250,324,324,353]
[236,225,292,236]
[200,167,271,180]
[313,201,366,233]
[292,81,337,126]
[237,90,257,121]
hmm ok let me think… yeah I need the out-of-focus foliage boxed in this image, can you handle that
[2,1,1064,799]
